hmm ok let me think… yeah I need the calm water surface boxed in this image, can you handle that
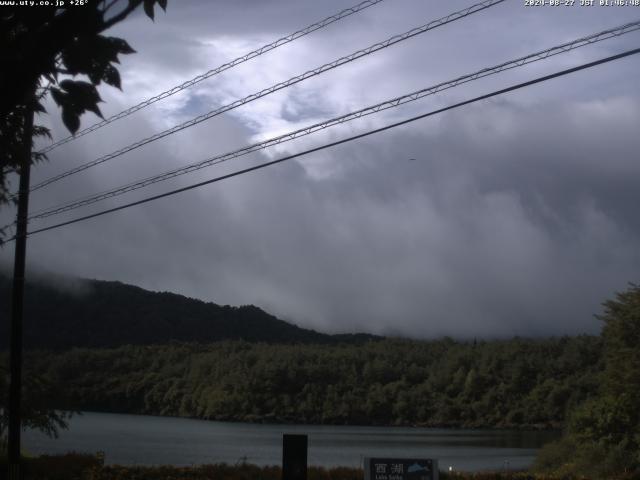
[24,412,559,471]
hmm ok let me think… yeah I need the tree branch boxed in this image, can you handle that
[102,1,142,31]
[103,0,121,14]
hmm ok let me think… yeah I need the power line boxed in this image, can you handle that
[37,0,388,154]
[24,0,505,196]
[11,46,638,242]
[25,20,640,222]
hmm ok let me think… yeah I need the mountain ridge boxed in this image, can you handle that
[0,274,378,350]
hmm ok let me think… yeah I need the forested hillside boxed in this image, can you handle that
[20,336,602,429]
[0,275,375,349]
[0,274,606,430]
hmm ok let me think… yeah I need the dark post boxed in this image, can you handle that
[282,434,307,480]
[7,104,34,480]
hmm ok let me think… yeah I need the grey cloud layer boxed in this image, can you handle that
[1,0,638,338]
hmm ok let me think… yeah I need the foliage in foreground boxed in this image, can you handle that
[534,435,638,480]
[0,360,73,441]
[0,0,168,213]
[533,284,640,479]
[0,453,102,480]
[3,454,640,480]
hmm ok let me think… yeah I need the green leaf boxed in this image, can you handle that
[109,37,136,55]
[62,36,134,80]
[33,101,47,114]
[94,36,122,62]
[143,0,155,20]
[50,87,66,107]
[87,67,103,86]
[60,80,103,105]
[32,151,49,163]
[33,125,52,140]
[103,65,122,90]
[85,103,103,119]
[59,79,77,92]
[61,40,95,75]
[62,108,80,134]
[55,80,104,121]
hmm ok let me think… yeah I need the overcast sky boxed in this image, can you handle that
[2,0,639,338]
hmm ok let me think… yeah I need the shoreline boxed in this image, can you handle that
[63,409,563,432]
[1,454,542,480]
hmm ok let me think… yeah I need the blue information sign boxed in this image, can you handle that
[364,457,438,480]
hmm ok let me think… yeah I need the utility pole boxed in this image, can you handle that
[7,101,34,480]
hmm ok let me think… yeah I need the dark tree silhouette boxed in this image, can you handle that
[534,283,640,478]
[0,0,167,209]
[0,0,168,445]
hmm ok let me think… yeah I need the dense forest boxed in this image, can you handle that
[12,336,602,429]
[0,274,602,429]
[0,275,375,349]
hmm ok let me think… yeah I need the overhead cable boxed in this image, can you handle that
[25,0,506,195]
[10,46,638,242]
[38,0,389,154]
[26,20,640,221]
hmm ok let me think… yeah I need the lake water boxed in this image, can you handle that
[23,412,559,471]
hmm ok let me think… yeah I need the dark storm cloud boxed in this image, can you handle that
[2,0,639,338]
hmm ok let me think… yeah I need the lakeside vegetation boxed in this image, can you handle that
[1,280,638,478]
[2,454,640,480]
[532,284,640,479]
[16,335,602,429]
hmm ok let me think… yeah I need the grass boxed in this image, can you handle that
[0,453,103,480]
[2,454,639,480]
